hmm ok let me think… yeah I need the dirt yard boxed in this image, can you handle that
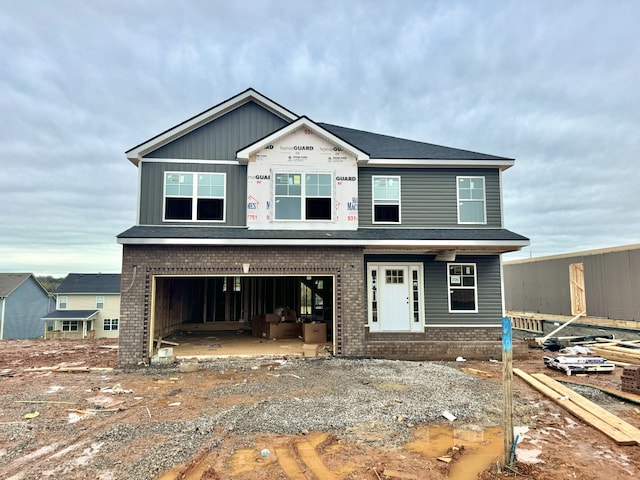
[1,338,639,479]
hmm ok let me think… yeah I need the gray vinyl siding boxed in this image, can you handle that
[366,254,504,327]
[358,168,502,228]
[505,246,640,321]
[145,101,289,160]
[3,277,52,339]
[139,162,247,226]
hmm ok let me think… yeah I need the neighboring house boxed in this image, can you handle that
[117,88,528,366]
[0,273,53,339]
[504,244,640,328]
[42,273,121,339]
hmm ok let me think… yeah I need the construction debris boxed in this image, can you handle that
[544,356,615,375]
[514,369,640,446]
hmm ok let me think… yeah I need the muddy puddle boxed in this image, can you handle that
[407,425,503,479]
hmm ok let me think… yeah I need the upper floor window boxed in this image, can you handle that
[164,172,225,222]
[96,296,104,309]
[58,296,68,309]
[372,176,401,223]
[457,177,485,224]
[274,173,332,221]
[448,263,478,313]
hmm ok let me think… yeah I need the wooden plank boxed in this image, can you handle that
[594,345,640,355]
[507,311,640,332]
[532,373,640,443]
[513,368,636,445]
[540,312,586,344]
[591,347,640,364]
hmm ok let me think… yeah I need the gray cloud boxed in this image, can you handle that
[1,0,639,275]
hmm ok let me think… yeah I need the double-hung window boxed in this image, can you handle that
[457,176,485,224]
[372,176,400,223]
[96,296,104,309]
[58,296,68,309]
[62,321,79,332]
[274,173,332,221]
[448,264,478,313]
[103,318,119,331]
[164,172,225,222]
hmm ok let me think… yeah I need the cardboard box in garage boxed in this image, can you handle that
[303,323,327,343]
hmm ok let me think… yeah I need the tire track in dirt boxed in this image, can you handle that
[0,404,144,479]
[293,433,338,480]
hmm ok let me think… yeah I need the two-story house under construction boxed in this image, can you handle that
[117,89,528,366]
[42,273,121,339]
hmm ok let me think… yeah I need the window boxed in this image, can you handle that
[96,296,104,309]
[103,318,119,331]
[385,269,404,284]
[457,177,485,224]
[372,176,400,223]
[274,173,332,220]
[448,264,478,312]
[58,296,68,309]
[164,172,225,222]
[62,321,79,332]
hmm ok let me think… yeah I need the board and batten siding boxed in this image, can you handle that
[365,254,504,327]
[358,168,502,228]
[139,162,247,226]
[145,101,289,161]
[504,246,640,321]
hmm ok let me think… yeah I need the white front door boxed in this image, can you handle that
[379,266,411,331]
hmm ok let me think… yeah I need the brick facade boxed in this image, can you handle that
[119,245,367,365]
[119,245,524,366]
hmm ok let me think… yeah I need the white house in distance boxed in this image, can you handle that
[42,273,121,339]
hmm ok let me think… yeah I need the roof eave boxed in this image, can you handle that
[118,237,529,251]
[363,158,515,170]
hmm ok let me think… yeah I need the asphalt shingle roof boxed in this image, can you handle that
[41,310,99,320]
[118,226,528,243]
[0,273,32,297]
[318,123,512,160]
[55,274,121,294]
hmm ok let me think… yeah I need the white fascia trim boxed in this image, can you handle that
[363,159,514,170]
[118,238,530,248]
[126,89,299,165]
[236,117,369,164]
[425,324,501,328]
[140,158,241,165]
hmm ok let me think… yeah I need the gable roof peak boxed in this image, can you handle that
[125,88,299,165]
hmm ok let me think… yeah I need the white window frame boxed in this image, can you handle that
[447,263,479,313]
[367,262,424,332]
[103,318,119,331]
[273,172,333,221]
[163,171,226,223]
[96,296,104,309]
[456,176,486,224]
[62,320,79,332]
[372,176,401,224]
[58,296,68,309]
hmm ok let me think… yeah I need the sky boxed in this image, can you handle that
[1,0,639,277]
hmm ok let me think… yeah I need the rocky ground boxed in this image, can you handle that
[0,338,639,479]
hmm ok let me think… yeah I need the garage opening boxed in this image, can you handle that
[150,275,334,357]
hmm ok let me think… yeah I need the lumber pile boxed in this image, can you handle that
[514,368,640,446]
[590,342,640,365]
